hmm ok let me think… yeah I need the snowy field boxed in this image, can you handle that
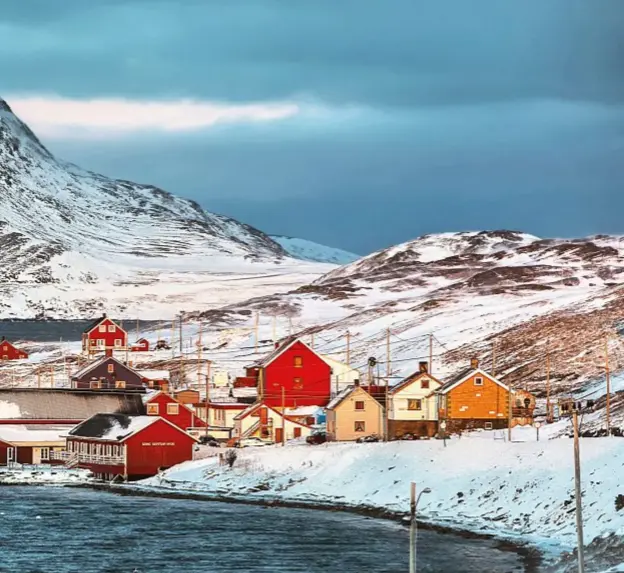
[0,466,90,485]
[135,426,624,570]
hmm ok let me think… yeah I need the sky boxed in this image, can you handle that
[2,0,624,255]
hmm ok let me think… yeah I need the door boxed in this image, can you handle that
[294,427,302,438]
[275,428,283,443]
[7,447,16,465]
[33,448,42,465]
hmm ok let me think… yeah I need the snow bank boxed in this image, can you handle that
[139,432,624,557]
[0,467,90,485]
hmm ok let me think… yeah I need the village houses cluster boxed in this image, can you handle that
[0,314,536,481]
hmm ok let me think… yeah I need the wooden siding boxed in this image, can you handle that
[327,386,383,441]
[73,357,144,390]
[441,372,509,421]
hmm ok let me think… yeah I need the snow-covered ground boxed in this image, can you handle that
[270,235,360,265]
[0,466,90,485]
[136,426,624,570]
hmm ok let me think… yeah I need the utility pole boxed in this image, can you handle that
[50,365,55,388]
[546,341,552,422]
[272,315,277,342]
[281,386,286,447]
[136,319,139,343]
[346,330,351,367]
[179,312,183,353]
[258,368,264,401]
[429,334,433,374]
[573,408,586,573]
[254,312,259,353]
[37,367,41,389]
[507,385,513,442]
[605,336,611,436]
[288,316,293,336]
[197,323,203,389]
[205,361,211,440]
[310,332,314,350]
[386,328,391,378]
[492,339,497,377]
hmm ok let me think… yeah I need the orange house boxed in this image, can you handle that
[437,359,512,433]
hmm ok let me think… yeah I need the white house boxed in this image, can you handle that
[232,401,313,444]
[321,355,362,395]
[387,361,441,438]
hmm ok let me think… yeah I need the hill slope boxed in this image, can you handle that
[270,236,359,264]
[0,97,332,318]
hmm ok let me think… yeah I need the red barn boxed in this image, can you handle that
[82,314,128,356]
[144,391,206,430]
[66,413,197,480]
[254,338,332,408]
[130,338,150,352]
[0,337,28,360]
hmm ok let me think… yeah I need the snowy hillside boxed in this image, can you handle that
[0,97,333,318]
[169,230,624,403]
[270,236,359,265]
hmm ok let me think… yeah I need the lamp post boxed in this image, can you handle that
[410,483,431,573]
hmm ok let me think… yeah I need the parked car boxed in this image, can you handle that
[306,431,327,445]
[356,434,381,443]
[198,435,221,447]
[399,433,415,441]
[235,437,271,448]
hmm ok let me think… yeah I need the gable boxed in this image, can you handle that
[440,369,509,395]
[73,356,141,381]
[391,373,442,396]
[259,339,331,370]
[266,340,331,372]
[86,317,126,337]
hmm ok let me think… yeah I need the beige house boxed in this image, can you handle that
[388,362,441,438]
[326,384,383,441]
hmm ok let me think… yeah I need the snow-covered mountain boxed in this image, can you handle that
[0,97,333,318]
[270,235,359,264]
[187,230,624,402]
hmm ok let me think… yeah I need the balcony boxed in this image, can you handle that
[51,451,124,466]
[511,407,534,418]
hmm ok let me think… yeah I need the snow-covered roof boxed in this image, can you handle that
[0,424,73,445]
[68,414,159,442]
[437,368,510,394]
[285,405,323,417]
[389,370,442,395]
[326,386,356,410]
[137,369,170,380]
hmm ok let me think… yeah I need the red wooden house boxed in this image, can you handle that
[144,391,206,431]
[0,337,28,360]
[130,338,150,352]
[252,338,332,408]
[82,314,128,356]
[65,413,198,480]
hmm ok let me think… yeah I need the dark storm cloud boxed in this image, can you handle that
[2,0,624,106]
[3,0,624,252]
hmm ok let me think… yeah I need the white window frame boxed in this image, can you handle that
[108,325,116,333]
[115,380,126,389]
[147,403,159,415]
[114,339,122,347]
[167,403,180,415]
[484,422,493,430]
[98,325,106,333]
[96,339,105,347]
[40,447,50,461]
[474,377,484,386]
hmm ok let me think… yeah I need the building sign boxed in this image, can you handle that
[141,442,175,446]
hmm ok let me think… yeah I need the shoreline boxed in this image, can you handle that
[73,480,544,572]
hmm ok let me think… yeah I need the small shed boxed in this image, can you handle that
[130,338,150,352]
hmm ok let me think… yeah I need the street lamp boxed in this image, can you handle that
[410,484,431,573]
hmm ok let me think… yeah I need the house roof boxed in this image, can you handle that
[0,388,146,420]
[0,424,72,445]
[389,371,443,395]
[68,413,159,442]
[252,337,329,369]
[72,356,135,381]
[83,314,125,336]
[436,368,510,394]
[326,385,382,410]
[285,405,323,417]
[234,401,313,428]
[136,369,170,380]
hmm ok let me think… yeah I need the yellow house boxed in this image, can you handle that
[326,384,383,441]
[388,361,441,438]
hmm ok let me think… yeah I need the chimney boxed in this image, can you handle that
[470,358,479,369]
[102,312,107,318]
[1,336,4,342]
[274,342,280,349]
[354,379,360,387]
[419,361,428,374]
[105,349,113,358]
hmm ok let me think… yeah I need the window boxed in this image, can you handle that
[105,445,112,456]
[484,422,493,430]
[108,325,116,333]
[294,356,303,368]
[91,339,97,346]
[1,355,6,360]
[408,399,422,411]
[112,445,119,457]
[354,400,365,411]
[115,380,126,389]
[114,339,122,347]
[99,325,106,333]
[96,339,105,347]
[293,377,303,390]
[2,345,7,351]
[421,379,430,389]
[40,447,50,461]
[167,403,180,415]
[90,380,101,389]
[354,421,366,432]
[107,364,115,373]
[147,403,159,415]
[474,377,484,386]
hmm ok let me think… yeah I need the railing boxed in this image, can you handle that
[511,407,534,417]
[50,451,124,466]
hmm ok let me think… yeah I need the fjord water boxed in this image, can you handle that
[0,487,528,573]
